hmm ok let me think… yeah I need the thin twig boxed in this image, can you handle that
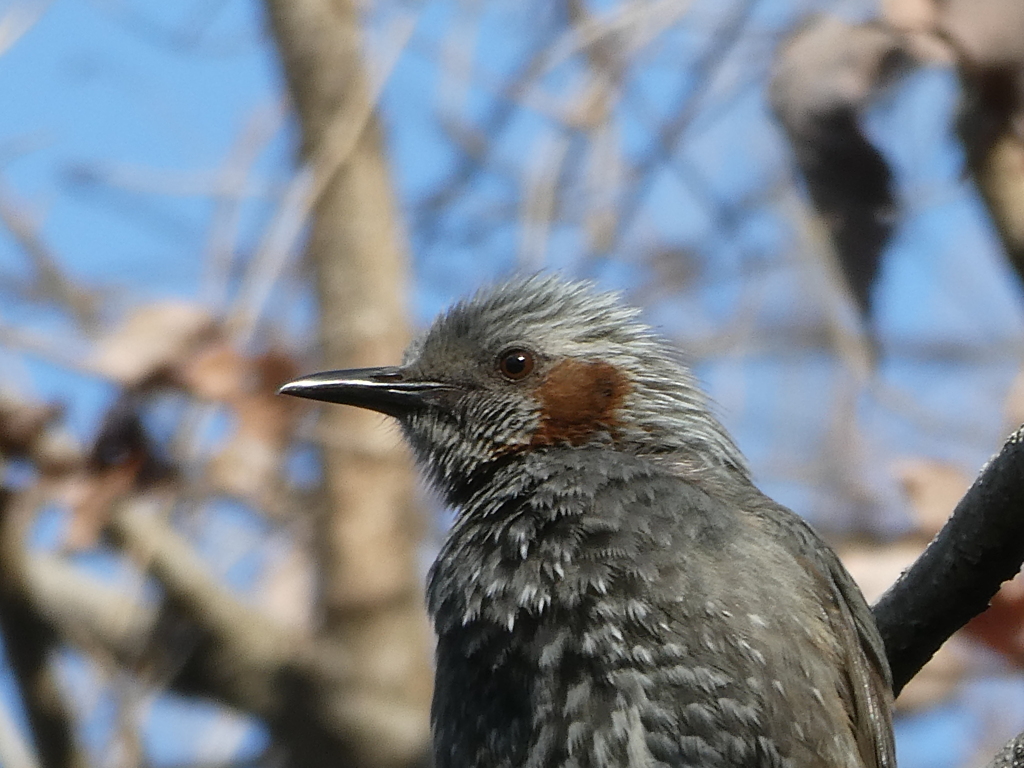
[226,11,419,347]
[0,181,103,331]
[518,131,570,269]
[203,102,287,308]
[0,0,53,58]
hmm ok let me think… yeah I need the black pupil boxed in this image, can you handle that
[504,352,528,376]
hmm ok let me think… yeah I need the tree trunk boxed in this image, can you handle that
[263,2,433,766]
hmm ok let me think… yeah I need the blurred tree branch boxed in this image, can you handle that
[0,182,103,332]
[0,487,87,768]
[263,1,433,766]
[944,0,1024,289]
[771,2,1024,316]
[769,17,911,319]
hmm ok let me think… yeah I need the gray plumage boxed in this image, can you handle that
[281,275,896,768]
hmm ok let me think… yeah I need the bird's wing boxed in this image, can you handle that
[769,506,896,768]
[821,544,897,768]
[613,468,897,768]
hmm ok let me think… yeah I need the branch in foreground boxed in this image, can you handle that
[106,498,400,768]
[873,424,1024,694]
[108,497,312,713]
[25,553,156,661]
[0,488,87,768]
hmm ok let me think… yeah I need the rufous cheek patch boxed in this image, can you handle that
[531,360,630,447]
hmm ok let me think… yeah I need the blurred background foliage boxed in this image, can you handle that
[1,0,1024,767]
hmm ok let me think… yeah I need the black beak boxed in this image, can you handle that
[278,367,450,418]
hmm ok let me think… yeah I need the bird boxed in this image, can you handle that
[279,275,895,768]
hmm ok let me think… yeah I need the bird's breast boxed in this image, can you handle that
[427,450,872,768]
[433,587,864,768]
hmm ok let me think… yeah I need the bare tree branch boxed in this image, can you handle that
[0,487,88,768]
[107,496,306,710]
[0,183,104,332]
[769,16,913,319]
[0,693,41,768]
[24,553,156,660]
[874,424,1024,694]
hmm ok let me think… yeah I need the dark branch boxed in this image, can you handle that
[0,594,79,768]
[769,17,912,318]
[873,425,1024,694]
[0,489,86,768]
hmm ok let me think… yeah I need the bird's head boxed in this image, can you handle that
[280,276,747,501]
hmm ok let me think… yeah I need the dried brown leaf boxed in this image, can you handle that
[0,396,62,456]
[964,571,1024,666]
[881,0,938,33]
[176,341,247,402]
[66,458,143,549]
[208,426,280,503]
[1004,367,1024,428]
[893,458,971,537]
[769,16,912,317]
[941,0,1024,67]
[207,351,301,504]
[90,303,217,386]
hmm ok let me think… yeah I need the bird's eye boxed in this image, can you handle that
[497,348,535,381]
